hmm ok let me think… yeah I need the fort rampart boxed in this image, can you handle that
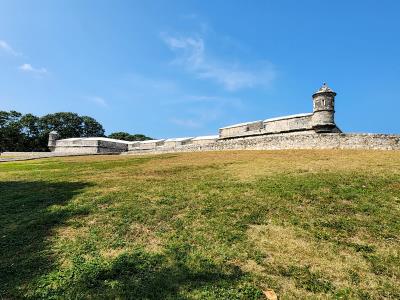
[54,138,128,154]
[124,133,400,155]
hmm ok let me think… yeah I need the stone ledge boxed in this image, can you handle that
[0,152,120,162]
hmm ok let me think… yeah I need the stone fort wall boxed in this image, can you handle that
[54,139,128,154]
[263,114,313,134]
[125,133,400,155]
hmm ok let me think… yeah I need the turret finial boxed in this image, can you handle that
[314,82,336,95]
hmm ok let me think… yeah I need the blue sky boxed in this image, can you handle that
[1,0,399,137]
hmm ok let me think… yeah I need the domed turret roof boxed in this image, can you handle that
[313,83,336,96]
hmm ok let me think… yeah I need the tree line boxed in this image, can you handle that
[0,111,151,152]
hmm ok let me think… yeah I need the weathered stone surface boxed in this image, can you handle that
[48,131,59,151]
[191,135,219,145]
[219,120,264,138]
[53,137,129,154]
[263,113,313,134]
[0,151,116,162]
[127,141,141,151]
[164,137,194,148]
[137,139,165,150]
[126,133,400,155]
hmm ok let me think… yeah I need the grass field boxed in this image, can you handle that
[0,150,399,299]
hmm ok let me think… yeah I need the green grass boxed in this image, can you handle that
[0,150,399,299]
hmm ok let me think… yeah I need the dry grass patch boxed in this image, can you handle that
[225,150,400,180]
[248,224,381,294]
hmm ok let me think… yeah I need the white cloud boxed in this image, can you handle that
[161,34,275,91]
[86,96,108,107]
[0,40,20,56]
[162,35,205,66]
[19,63,48,75]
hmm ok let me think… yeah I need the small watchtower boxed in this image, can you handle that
[311,83,337,132]
[48,131,59,151]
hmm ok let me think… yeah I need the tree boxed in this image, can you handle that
[0,111,106,152]
[108,132,152,141]
[19,114,42,151]
[0,111,24,152]
[81,116,105,137]
[108,132,131,141]
[39,112,86,139]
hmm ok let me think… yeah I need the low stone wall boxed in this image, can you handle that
[55,139,128,154]
[54,147,100,154]
[135,140,165,150]
[1,152,53,157]
[126,133,400,155]
[191,135,219,145]
[0,151,118,162]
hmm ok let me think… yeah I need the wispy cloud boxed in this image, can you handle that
[162,35,205,66]
[168,93,243,129]
[0,40,21,56]
[19,63,48,75]
[85,96,108,108]
[109,72,246,131]
[161,34,275,91]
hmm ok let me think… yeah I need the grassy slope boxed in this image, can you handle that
[0,150,399,299]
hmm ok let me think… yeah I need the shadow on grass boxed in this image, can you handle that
[0,181,261,299]
[56,246,261,299]
[0,180,91,298]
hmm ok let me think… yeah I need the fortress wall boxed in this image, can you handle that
[263,115,313,133]
[219,121,264,138]
[161,141,177,148]
[126,133,400,155]
[219,115,317,140]
[56,139,97,147]
[127,142,140,150]
[139,140,165,150]
[55,139,128,153]
[98,140,128,152]
[54,147,100,154]
[164,139,193,148]
[191,139,218,145]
